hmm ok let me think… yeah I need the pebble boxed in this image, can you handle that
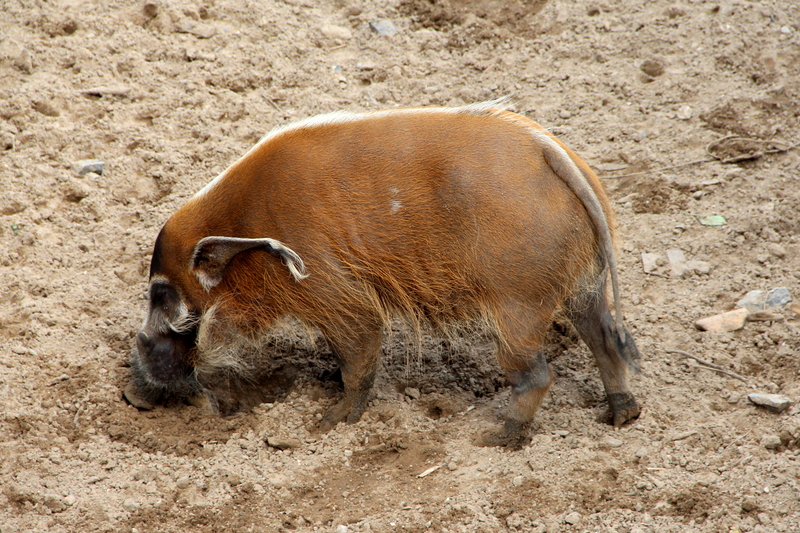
[559,109,572,120]
[43,494,67,513]
[176,476,192,489]
[266,473,291,489]
[320,24,352,40]
[676,105,693,120]
[747,393,792,413]
[666,249,711,277]
[640,58,665,78]
[761,434,782,450]
[512,476,524,487]
[738,288,792,312]
[336,526,349,533]
[404,387,421,400]
[266,436,302,450]
[641,252,660,273]
[64,493,77,506]
[634,447,648,460]
[599,437,624,449]
[767,243,786,258]
[71,159,105,176]
[122,499,141,512]
[694,308,748,333]
[368,19,398,36]
[564,511,582,525]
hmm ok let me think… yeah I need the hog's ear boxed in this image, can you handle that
[190,236,308,291]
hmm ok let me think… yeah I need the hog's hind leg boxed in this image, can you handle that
[566,277,641,426]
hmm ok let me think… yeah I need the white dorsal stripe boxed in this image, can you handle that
[191,99,511,200]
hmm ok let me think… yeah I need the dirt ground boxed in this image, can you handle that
[2,0,800,531]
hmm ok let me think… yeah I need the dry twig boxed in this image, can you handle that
[666,349,748,383]
[600,136,800,179]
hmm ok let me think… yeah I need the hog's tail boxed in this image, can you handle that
[529,128,624,332]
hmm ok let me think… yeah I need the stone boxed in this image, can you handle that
[266,436,302,450]
[564,511,582,525]
[694,308,748,333]
[404,387,421,400]
[761,434,782,450]
[559,109,572,120]
[599,437,624,449]
[666,249,711,277]
[368,19,398,36]
[176,476,192,489]
[766,288,791,309]
[122,499,141,512]
[748,393,792,413]
[71,159,105,176]
[737,288,792,312]
[512,476,524,487]
[336,526,349,533]
[676,105,693,120]
[320,24,352,40]
[767,243,786,258]
[640,59,665,78]
[43,494,67,513]
[641,252,660,273]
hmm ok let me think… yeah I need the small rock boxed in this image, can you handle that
[336,526,349,533]
[71,159,105,176]
[176,476,192,489]
[694,308,748,333]
[634,447,648,460]
[320,24,352,40]
[15,48,33,74]
[761,434,782,450]
[640,59,665,78]
[447,461,458,471]
[80,85,131,97]
[748,393,792,413]
[368,19,398,36]
[123,381,155,410]
[666,249,688,276]
[64,493,77,506]
[737,288,792,312]
[741,498,759,513]
[676,105,693,120]
[344,449,353,457]
[559,109,572,120]
[122,498,141,512]
[512,476,524,487]
[43,494,67,513]
[564,511,582,525]
[767,243,786,258]
[766,288,792,309]
[599,437,624,449]
[266,436,302,450]
[175,20,217,39]
[641,252,660,273]
[404,387,421,400]
[266,473,290,489]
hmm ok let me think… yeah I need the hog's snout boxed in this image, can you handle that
[134,330,196,385]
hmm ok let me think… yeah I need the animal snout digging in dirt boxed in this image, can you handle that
[126,102,641,447]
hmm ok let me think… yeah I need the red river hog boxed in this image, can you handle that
[128,102,641,447]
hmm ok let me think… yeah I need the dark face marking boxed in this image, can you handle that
[135,329,197,384]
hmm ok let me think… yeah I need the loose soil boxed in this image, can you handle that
[1,0,799,532]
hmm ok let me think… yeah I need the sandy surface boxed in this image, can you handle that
[2,0,800,532]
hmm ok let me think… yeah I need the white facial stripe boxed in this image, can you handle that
[191,98,511,200]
